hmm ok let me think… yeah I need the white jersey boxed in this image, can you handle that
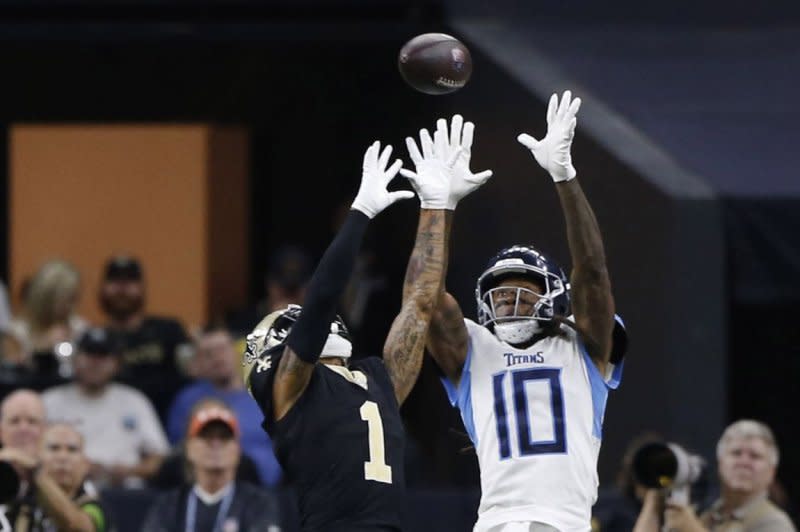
[441,318,623,532]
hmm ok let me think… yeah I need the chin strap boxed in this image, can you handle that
[494,320,542,345]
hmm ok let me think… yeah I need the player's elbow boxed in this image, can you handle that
[408,288,437,317]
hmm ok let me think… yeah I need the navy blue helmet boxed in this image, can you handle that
[475,245,570,343]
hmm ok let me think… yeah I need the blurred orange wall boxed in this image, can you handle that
[9,124,249,328]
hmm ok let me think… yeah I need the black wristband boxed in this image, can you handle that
[286,210,369,363]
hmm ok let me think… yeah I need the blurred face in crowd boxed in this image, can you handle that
[0,390,45,455]
[718,436,775,497]
[52,287,80,323]
[40,424,89,494]
[187,421,240,475]
[100,278,144,321]
[74,351,119,391]
[197,330,238,387]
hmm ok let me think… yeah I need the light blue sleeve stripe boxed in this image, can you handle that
[439,337,478,446]
[580,344,610,439]
[606,358,624,390]
[578,313,626,438]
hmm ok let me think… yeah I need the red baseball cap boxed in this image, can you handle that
[188,406,240,438]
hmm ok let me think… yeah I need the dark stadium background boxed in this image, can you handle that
[1,1,798,529]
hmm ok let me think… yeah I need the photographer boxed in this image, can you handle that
[634,420,795,532]
[1,422,110,531]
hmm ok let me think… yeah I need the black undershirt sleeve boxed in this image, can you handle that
[285,209,369,363]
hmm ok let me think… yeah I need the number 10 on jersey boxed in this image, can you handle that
[492,368,567,459]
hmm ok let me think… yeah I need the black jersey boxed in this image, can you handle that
[249,349,405,532]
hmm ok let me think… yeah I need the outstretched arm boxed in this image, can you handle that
[518,91,615,373]
[272,142,413,420]
[556,178,614,367]
[397,115,492,391]
[384,210,450,404]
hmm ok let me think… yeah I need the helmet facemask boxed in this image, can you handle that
[476,265,568,346]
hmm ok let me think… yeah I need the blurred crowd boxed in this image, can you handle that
[0,249,324,529]
[1,252,797,531]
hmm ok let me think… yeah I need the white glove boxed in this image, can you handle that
[518,90,581,182]
[434,115,493,209]
[399,125,461,210]
[351,141,415,219]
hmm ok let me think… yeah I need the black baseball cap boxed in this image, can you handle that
[103,255,142,281]
[77,327,119,356]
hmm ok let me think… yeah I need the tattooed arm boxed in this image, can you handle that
[422,114,491,387]
[384,210,450,404]
[427,290,469,386]
[386,114,492,402]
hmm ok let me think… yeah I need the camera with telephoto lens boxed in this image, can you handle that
[632,441,705,505]
[0,459,21,503]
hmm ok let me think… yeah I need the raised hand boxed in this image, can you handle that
[351,141,415,219]
[518,90,582,182]
[399,125,459,210]
[436,115,493,209]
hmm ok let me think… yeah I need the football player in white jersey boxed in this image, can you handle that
[412,91,627,532]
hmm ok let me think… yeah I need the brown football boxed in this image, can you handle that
[398,33,472,95]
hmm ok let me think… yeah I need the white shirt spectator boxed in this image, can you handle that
[43,382,169,470]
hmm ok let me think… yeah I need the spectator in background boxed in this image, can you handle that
[167,326,281,486]
[98,255,190,422]
[16,260,87,382]
[0,423,111,532]
[143,402,281,532]
[152,398,261,490]
[0,390,46,524]
[634,420,795,532]
[226,245,311,336]
[0,322,35,401]
[43,327,169,488]
[0,389,45,457]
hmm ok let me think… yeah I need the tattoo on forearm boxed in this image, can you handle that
[386,211,450,403]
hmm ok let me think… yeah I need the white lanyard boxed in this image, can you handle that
[185,485,235,532]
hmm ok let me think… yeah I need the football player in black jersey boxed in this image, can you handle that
[243,125,491,531]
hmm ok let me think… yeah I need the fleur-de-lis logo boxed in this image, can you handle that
[256,356,272,373]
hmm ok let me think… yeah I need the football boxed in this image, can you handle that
[398,33,472,95]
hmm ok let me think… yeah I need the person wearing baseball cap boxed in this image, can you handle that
[42,326,170,488]
[143,400,281,532]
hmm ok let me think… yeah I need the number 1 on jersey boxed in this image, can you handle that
[359,401,393,484]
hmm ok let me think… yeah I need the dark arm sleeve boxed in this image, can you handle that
[285,210,369,363]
